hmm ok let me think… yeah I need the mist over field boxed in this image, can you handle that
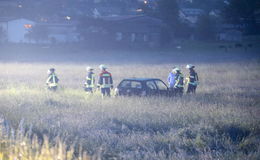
[0,43,259,64]
[0,43,260,160]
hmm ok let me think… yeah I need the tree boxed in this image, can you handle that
[157,0,179,28]
[142,0,180,46]
[222,0,260,34]
[195,14,216,40]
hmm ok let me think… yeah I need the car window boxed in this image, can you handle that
[155,80,168,90]
[120,81,142,89]
[120,80,131,88]
[146,81,157,90]
[131,81,142,89]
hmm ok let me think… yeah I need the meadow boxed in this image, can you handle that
[0,44,260,159]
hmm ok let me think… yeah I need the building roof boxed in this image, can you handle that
[103,15,164,33]
[101,15,162,23]
[180,8,205,16]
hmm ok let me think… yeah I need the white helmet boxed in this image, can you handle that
[173,68,180,73]
[171,66,176,72]
[86,66,94,71]
[186,64,195,69]
[99,64,107,70]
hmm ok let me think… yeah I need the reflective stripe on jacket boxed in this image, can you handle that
[98,71,113,88]
[174,73,184,88]
[46,74,59,87]
[187,70,199,86]
[85,72,95,88]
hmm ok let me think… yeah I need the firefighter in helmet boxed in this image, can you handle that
[46,68,59,91]
[173,68,184,96]
[186,64,199,94]
[97,64,113,97]
[84,66,95,93]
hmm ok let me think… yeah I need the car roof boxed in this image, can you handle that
[122,78,163,81]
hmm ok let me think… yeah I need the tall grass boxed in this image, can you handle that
[0,61,260,159]
[0,119,90,160]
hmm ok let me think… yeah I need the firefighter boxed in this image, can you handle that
[97,64,113,97]
[84,66,95,93]
[46,68,59,91]
[186,64,199,94]
[173,68,184,96]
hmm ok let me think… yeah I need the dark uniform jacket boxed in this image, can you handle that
[86,72,95,88]
[98,71,113,88]
[187,70,199,86]
[174,72,184,88]
[46,73,59,86]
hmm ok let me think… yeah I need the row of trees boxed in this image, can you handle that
[141,0,260,42]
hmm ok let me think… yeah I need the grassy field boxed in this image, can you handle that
[0,44,260,159]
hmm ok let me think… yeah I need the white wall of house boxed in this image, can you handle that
[7,18,35,43]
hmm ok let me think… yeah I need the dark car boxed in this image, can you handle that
[115,78,173,96]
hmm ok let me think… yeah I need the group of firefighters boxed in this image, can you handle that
[167,65,199,96]
[46,64,199,97]
[46,64,113,97]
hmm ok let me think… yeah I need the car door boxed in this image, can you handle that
[154,80,169,96]
[145,80,159,96]
[118,80,143,96]
[130,81,143,96]
[118,80,132,95]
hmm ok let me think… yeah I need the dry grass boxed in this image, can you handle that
[0,48,260,159]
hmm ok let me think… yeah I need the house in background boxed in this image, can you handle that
[38,21,80,44]
[217,30,242,41]
[216,24,246,42]
[179,8,205,26]
[7,18,35,43]
[102,15,165,48]
[0,17,79,44]
[1,15,164,47]
[255,9,260,26]
[0,18,36,43]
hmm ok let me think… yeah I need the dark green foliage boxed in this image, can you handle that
[157,0,179,29]
[195,14,216,40]
[222,0,260,34]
